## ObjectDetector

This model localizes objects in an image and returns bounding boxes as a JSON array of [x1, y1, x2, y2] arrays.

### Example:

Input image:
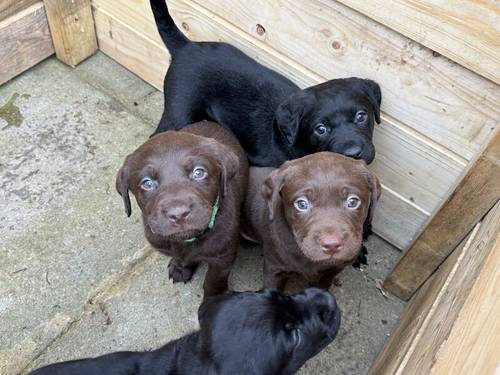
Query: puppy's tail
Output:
[[150, 0, 189, 55]]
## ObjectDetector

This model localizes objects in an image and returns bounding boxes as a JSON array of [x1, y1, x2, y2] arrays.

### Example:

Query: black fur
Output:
[[30, 288, 341, 375], [150, 0, 381, 167]]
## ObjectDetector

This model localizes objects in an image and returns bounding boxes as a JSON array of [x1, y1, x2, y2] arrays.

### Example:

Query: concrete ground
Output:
[[0, 53, 405, 375]]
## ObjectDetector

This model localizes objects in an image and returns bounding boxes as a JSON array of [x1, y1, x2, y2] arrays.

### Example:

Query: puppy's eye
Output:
[[140, 177, 157, 191], [191, 166, 207, 181], [314, 123, 329, 136], [354, 110, 367, 123], [346, 195, 361, 209], [294, 197, 311, 212]]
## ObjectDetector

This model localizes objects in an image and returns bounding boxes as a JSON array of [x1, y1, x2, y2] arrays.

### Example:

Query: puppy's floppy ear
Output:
[[203, 139, 240, 197], [361, 79, 382, 124], [363, 169, 381, 237], [115, 161, 132, 217], [275, 91, 315, 145], [262, 165, 289, 221]]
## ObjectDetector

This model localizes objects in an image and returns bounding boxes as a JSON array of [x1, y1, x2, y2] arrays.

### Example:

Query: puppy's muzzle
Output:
[[329, 140, 375, 164], [164, 204, 191, 226], [147, 194, 211, 237], [305, 289, 341, 336], [343, 145, 362, 159]]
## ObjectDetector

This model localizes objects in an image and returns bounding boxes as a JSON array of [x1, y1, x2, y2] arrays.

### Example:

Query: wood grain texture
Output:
[[432, 232, 500, 375], [369, 228, 478, 375], [372, 188, 428, 250], [92, 6, 169, 91], [337, 0, 500, 86], [91, 0, 495, 250], [0, 0, 38, 21], [187, 0, 500, 161], [0, 2, 54, 86], [370, 201, 500, 374], [385, 130, 500, 300], [43, 0, 97, 67]]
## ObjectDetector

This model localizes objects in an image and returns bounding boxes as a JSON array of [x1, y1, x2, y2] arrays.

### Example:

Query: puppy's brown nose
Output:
[[320, 235, 343, 253], [166, 206, 191, 225]]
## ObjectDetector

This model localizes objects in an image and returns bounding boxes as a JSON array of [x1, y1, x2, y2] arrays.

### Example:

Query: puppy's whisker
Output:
[[293, 329, 302, 348], [148, 223, 156, 235]]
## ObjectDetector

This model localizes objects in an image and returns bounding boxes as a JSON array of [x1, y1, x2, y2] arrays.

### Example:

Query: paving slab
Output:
[[0, 56, 155, 374], [73, 52, 165, 127], [1, 54, 404, 375]]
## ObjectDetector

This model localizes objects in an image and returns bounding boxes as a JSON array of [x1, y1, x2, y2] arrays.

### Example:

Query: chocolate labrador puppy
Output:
[[243, 152, 381, 291], [116, 121, 248, 298], [149, 0, 381, 167], [30, 288, 341, 375]]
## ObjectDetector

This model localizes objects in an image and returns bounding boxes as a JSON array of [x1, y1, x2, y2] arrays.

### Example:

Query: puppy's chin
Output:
[[296, 235, 362, 266], [145, 220, 209, 242], [162, 229, 205, 242], [360, 146, 375, 164]]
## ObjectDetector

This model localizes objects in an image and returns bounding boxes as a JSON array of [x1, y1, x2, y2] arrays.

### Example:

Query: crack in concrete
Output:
[[19, 244, 154, 374]]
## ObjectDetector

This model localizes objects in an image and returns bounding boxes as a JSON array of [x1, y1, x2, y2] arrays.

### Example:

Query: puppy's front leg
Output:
[[203, 263, 232, 299], [311, 269, 340, 290], [263, 259, 287, 291], [168, 258, 199, 283]]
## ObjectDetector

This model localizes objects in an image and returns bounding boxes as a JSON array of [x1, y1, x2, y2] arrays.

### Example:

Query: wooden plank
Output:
[[172, 0, 500, 160], [0, 2, 54, 86], [92, 6, 169, 91], [0, 0, 38, 21], [369, 228, 478, 375], [370, 201, 500, 374], [431, 233, 500, 375], [371, 117, 463, 214], [337, 0, 500, 86], [43, 0, 97, 67], [384, 131, 500, 300], [372, 188, 428, 250]]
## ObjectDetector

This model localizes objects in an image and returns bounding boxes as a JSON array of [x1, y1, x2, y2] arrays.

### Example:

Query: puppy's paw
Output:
[[168, 259, 197, 283]]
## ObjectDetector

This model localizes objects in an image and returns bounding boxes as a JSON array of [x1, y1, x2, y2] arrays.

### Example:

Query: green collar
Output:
[[184, 195, 220, 243]]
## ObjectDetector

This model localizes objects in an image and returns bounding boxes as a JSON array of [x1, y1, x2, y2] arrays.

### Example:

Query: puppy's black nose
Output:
[[166, 206, 191, 224], [343, 145, 362, 159]]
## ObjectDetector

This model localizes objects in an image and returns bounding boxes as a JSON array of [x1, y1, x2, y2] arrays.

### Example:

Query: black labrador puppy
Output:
[[30, 288, 341, 375], [150, 0, 381, 167]]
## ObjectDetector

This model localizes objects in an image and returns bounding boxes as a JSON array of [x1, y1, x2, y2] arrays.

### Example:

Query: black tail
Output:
[[150, 0, 189, 55]]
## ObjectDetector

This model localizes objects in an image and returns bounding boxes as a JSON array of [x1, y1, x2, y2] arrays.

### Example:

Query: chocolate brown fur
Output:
[[243, 152, 381, 291], [116, 121, 248, 299]]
